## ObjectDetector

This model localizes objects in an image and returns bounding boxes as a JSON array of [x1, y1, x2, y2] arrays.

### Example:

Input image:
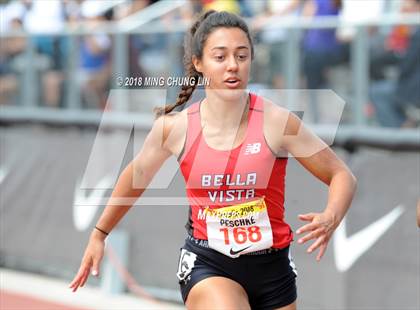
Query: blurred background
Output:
[[0, 0, 419, 309]]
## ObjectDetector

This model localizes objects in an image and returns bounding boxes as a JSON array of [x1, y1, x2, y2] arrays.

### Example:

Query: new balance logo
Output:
[[245, 143, 261, 155]]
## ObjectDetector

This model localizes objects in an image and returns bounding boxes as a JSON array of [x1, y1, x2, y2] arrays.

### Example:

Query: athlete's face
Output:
[[193, 27, 252, 97]]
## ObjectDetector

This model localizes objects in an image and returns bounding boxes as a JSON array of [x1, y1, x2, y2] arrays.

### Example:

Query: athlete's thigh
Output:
[[273, 300, 297, 310], [186, 276, 251, 310]]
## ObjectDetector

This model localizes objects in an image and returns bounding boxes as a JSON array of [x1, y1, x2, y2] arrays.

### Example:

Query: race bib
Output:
[[206, 197, 273, 258]]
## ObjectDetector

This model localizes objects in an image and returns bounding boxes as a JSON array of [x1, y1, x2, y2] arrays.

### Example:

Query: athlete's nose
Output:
[[226, 55, 239, 72]]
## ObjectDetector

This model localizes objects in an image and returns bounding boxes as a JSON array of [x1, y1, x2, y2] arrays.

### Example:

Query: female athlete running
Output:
[[69, 11, 357, 310]]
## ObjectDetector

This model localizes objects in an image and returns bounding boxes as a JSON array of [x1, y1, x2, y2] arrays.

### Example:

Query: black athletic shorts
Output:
[[176, 235, 298, 309]]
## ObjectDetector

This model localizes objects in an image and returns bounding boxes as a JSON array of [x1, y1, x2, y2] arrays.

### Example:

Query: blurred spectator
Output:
[[22, 0, 67, 108], [252, 0, 301, 88], [78, 0, 113, 110], [369, 24, 410, 81], [125, 0, 195, 87], [201, 0, 240, 13], [237, 0, 256, 17], [63, 0, 84, 23], [369, 0, 420, 127], [0, 1, 26, 105], [113, 0, 154, 19], [337, 0, 386, 42], [354, 0, 410, 81], [178, 0, 204, 20], [301, 0, 349, 122], [302, 0, 348, 89], [0, 0, 26, 33]]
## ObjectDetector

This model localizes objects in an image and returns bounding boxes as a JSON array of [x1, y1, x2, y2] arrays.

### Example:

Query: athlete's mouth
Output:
[[224, 77, 241, 88], [224, 77, 240, 83]]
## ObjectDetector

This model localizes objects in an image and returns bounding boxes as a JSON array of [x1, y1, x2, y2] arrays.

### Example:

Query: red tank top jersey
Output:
[[178, 92, 293, 249]]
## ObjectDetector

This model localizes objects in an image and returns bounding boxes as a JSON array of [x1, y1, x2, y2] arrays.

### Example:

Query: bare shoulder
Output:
[[262, 98, 298, 154], [153, 109, 188, 157], [262, 97, 327, 158], [263, 98, 301, 129]]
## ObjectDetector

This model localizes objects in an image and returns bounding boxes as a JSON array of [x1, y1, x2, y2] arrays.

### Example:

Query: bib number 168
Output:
[[220, 226, 262, 245]]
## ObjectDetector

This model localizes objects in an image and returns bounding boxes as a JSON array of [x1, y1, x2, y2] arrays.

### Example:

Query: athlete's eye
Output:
[[214, 55, 225, 61], [237, 54, 248, 61]]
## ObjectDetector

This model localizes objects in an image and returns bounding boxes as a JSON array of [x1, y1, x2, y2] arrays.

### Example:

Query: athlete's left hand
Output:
[[296, 210, 337, 261]]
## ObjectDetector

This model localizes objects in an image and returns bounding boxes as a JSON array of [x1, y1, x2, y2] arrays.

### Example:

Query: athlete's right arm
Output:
[[68, 114, 178, 292], [417, 200, 420, 228]]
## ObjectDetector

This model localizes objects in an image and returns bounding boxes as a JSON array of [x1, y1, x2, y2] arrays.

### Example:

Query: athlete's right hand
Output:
[[68, 231, 105, 292]]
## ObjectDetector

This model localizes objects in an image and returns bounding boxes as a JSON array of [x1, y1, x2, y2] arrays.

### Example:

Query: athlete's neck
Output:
[[201, 91, 249, 131]]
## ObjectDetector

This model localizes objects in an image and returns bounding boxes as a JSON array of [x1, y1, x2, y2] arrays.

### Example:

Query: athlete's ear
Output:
[[192, 55, 202, 74]]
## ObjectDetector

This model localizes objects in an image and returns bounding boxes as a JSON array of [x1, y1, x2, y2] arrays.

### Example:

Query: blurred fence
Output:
[[0, 7, 419, 136]]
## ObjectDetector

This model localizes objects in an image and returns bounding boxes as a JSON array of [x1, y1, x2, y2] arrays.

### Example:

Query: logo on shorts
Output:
[[177, 249, 197, 284], [229, 245, 252, 256], [244, 143, 261, 155]]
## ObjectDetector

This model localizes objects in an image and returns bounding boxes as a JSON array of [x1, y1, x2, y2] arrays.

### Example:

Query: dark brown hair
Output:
[[154, 10, 254, 117]]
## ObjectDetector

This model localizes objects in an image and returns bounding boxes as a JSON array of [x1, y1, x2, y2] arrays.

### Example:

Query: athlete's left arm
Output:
[[268, 106, 357, 260]]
